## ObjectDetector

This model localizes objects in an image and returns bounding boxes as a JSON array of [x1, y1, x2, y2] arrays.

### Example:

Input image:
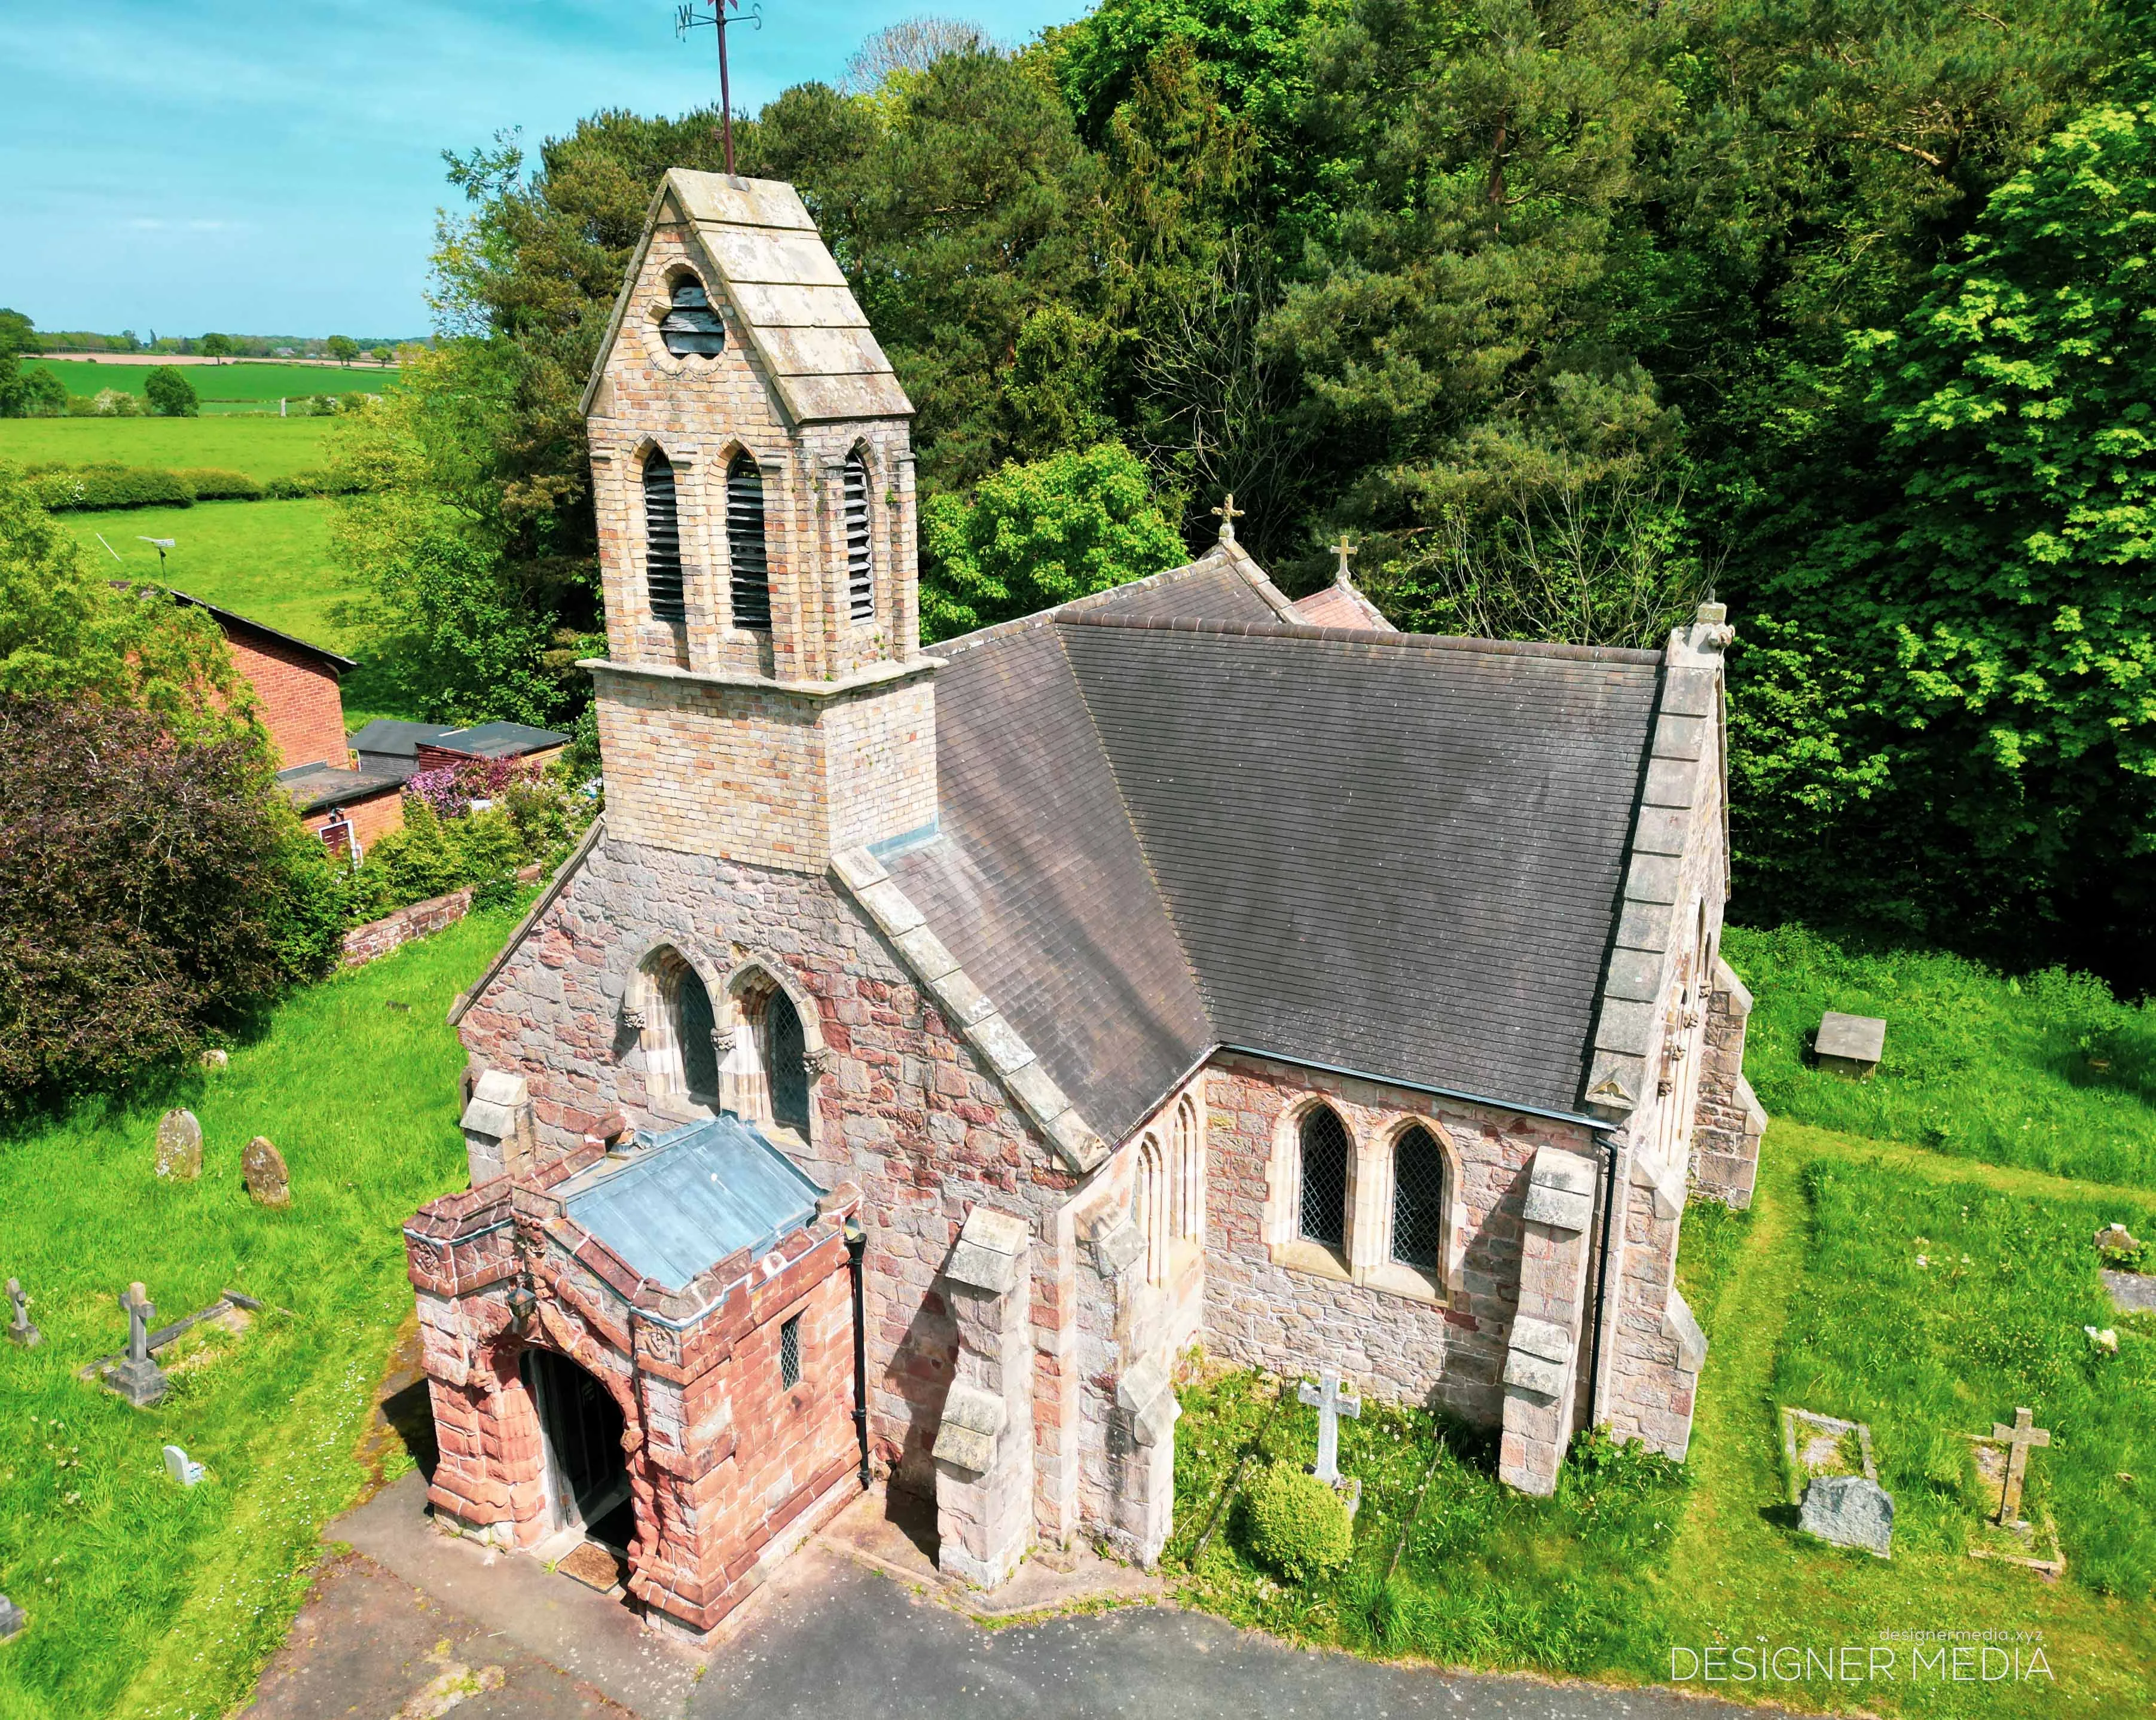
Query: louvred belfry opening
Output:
[[727, 452, 771, 630], [843, 451, 874, 624], [643, 450, 685, 622], [659, 276, 726, 358]]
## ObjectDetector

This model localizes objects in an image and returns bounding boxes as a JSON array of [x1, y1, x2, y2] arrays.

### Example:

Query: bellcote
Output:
[[582, 171, 923, 688]]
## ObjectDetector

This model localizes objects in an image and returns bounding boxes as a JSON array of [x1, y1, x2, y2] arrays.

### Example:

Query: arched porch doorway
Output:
[[521, 1347, 634, 1551]]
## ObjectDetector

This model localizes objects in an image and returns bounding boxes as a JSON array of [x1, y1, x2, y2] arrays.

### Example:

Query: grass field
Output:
[[0, 908, 512, 1720], [68, 498, 357, 652], [26, 359, 394, 412], [1724, 924, 2156, 1188], [0, 417, 335, 483]]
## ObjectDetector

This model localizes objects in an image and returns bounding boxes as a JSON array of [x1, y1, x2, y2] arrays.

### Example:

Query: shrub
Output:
[[0, 699, 337, 1110], [70, 387, 142, 417], [1242, 1462, 1354, 1585], [265, 466, 367, 499], [349, 799, 526, 919], [143, 365, 200, 417], [26, 463, 196, 511], [174, 466, 264, 501], [0, 365, 66, 418]]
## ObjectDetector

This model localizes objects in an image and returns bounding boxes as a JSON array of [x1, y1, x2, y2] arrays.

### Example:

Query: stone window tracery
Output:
[[658, 274, 726, 358], [1135, 1134, 1169, 1285], [722, 969, 813, 1139], [1169, 1093, 1202, 1244]]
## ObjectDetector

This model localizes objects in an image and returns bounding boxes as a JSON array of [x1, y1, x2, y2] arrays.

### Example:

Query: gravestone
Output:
[[5, 1278, 38, 1348], [1815, 1012, 1886, 1078], [242, 1137, 291, 1208], [2094, 1223, 2140, 1255], [1299, 1370, 1361, 1487], [2103, 1270, 2156, 1316], [0, 1592, 22, 1639], [200, 1048, 229, 1071], [1991, 1407, 2050, 1527], [163, 1444, 205, 1486], [109, 1282, 169, 1407], [154, 1109, 203, 1181], [1799, 1475, 1894, 1557]]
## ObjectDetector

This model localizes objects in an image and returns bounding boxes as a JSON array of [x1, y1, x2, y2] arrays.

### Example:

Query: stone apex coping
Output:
[[460, 1069, 530, 1141], [1085, 1214, 1147, 1280], [579, 653, 943, 701], [1712, 956, 1755, 1019], [1630, 1141, 1687, 1221], [1116, 1354, 1182, 1446], [1508, 1314, 1574, 1366], [827, 846, 1110, 1174], [945, 1204, 1031, 1296], [448, 815, 609, 1028]]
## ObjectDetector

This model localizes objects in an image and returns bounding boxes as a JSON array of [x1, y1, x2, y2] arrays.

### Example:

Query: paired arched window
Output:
[[642, 449, 685, 622], [644, 948, 717, 1106], [842, 450, 874, 624], [726, 451, 771, 630], [1297, 1105, 1350, 1251], [659, 275, 726, 358], [1390, 1125, 1447, 1269], [1136, 1134, 1169, 1285], [1169, 1094, 1202, 1244], [722, 970, 813, 1138], [765, 986, 810, 1137]]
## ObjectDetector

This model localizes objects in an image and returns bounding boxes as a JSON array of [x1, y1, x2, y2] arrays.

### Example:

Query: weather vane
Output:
[[676, 0, 762, 176]]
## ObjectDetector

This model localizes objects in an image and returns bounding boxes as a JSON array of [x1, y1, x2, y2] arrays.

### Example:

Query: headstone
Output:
[[2094, 1223, 2142, 1255], [163, 1444, 205, 1486], [2103, 1269, 2156, 1316], [1815, 1012, 1886, 1077], [1299, 1370, 1361, 1486], [0, 1592, 23, 1639], [154, 1109, 203, 1180], [1991, 1407, 2051, 1527], [1799, 1475, 1894, 1557], [241, 1137, 290, 1208], [109, 1282, 169, 1407], [5, 1278, 38, 1348], [200, 1048, 229, 1071]]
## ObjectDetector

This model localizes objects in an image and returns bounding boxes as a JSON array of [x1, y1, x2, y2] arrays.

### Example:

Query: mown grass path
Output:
[[1660, 1129, 2156, 1718]]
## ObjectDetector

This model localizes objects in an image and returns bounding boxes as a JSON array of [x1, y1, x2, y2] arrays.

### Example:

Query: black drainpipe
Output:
[[1581, 1131, 1621, 1433], [844, 1217, 871, 1490]]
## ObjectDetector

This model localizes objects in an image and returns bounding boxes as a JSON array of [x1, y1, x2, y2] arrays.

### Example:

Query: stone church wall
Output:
[[1199, 1052, 1591, 1422], [454, 833, 1091, 1543]]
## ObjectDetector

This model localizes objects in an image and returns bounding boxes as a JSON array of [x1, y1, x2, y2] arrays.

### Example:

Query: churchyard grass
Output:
[[1724, 923, 2156, 1188], [0, 907, 513, 1720], [0, 417, 335, 482], [24, 358, 394, 410]]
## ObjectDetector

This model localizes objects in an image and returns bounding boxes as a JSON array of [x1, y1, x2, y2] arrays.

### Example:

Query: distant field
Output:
[[0, 416, 335, 482], [69, 497, 361, 653], [26, 358, 395, 410]]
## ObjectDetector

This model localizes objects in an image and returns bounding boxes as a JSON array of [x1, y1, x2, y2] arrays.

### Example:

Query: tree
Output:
[[199, 332, 233, 361], [143, 365, 199, 417], [920, 441, 1186, 637], [0, 309, 63, 418], [371, 345, 393, 366], [327, 335, 361, 365]]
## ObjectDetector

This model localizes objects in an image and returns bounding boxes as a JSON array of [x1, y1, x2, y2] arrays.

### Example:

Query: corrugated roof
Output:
[[555, 1116, 825, 1293]]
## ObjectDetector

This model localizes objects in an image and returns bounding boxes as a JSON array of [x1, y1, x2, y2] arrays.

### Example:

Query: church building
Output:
[[403, 170, 1767, 1643]]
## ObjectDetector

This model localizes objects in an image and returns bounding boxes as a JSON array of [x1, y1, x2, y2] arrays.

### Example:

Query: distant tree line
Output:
[[337, 0, 2156, 987]]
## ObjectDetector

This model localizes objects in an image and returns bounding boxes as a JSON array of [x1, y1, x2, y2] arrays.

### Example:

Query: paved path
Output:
[[247, 1475, 1752, 1720]]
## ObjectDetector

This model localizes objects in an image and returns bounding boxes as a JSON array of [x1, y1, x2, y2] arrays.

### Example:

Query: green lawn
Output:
[[0, 417, 335, 482], [26, 359, 395, 409], [0, 908, 510, 1720], [68, 498, 357, 653], [1724, 924, 2156, 1188]]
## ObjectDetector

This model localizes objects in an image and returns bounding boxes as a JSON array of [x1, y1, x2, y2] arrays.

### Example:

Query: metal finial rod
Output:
[[676, 0, 763, 176]]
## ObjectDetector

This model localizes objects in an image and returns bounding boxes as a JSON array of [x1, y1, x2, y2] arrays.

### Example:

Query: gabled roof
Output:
[[121, 584, 356, 673], [881, 548, 1667, 1135], [1290, 576, 1395, 632], [581, 170, 911, 427]]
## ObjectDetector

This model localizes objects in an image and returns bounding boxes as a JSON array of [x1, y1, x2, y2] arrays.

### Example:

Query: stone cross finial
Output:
[[1331, 533, 1358, 584], [1991, 1406, 2051, 1526], [1299, 1370, 1361, 1485], [1211, 493, 1244, 544]]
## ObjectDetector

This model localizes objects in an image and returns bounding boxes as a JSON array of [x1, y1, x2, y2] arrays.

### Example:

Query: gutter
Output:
[[1211, 1044, 1608, 1135]]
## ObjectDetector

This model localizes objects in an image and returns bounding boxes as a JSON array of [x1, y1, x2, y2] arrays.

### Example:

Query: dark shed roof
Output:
[[275, 760, 405, 814], [886, 558, 1664, 1132], [435, 720, 569, 758], [349, 719, 453, 759]]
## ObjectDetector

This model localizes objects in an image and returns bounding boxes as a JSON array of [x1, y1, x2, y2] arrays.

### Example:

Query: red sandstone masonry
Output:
[[342, 887, 474, 967]]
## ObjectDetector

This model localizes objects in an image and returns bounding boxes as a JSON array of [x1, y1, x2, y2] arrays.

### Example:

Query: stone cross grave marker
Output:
[[1299, 1370, 1361, 1486], [5, 1278, 38, 1348], [111, 1282, 169, 1407], [1992, 1407, 2050, 1527]]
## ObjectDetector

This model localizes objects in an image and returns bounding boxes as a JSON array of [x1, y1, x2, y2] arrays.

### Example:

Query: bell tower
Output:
[[579, 172, 938, 871]]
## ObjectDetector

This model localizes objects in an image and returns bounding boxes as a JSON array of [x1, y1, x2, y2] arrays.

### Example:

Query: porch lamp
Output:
[[506, 1285, 537, 1332]]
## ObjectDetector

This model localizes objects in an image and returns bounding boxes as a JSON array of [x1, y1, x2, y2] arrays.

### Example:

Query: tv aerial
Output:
[[137, 537, 176, 573], [674, 0, 762, 176]]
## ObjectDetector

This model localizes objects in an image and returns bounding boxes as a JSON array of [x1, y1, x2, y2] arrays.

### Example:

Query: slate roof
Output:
[[885, 552, 1665, 1137], [582, 171, 911, 427], [1290, 578, 1395, 632], [554, 1115, 825, 1292]]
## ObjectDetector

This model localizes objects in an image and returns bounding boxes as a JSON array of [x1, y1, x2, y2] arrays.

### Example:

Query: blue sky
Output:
[[0, 1, 1085, 340]]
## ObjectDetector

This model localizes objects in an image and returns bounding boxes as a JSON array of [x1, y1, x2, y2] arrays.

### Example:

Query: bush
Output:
[[0, 699, 337, 1110], [27, 463, 196, 511], [174, 466, 264, 501], [69, 387, 142, 417], [0, 365, 66, 418], [143, 365, 200, 417], [1242, 1462, 1354, 1585], [265, 466, 368, 499], [349, 799, 524, 919]]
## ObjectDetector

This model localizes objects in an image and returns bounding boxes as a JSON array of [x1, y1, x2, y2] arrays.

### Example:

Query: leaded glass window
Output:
[[1391, 1125, 1446, 1269], [779, 1313, 801, 1388], [1297, 1106, 1349, 1249]]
